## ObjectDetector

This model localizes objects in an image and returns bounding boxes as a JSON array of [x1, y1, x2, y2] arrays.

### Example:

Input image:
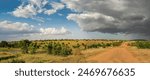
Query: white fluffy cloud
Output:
[[0, 20, 37, 35], [44, 9, 57, 15], [40, 27, 71, 35], [30, 0, 48, 8], [44, 2, 65, 15], [12, 0, 64, 18], [0, 20, 71, 36], [63, 0, 150, 38], [12, 0, 48, 18], [12, 4, 37, 18]]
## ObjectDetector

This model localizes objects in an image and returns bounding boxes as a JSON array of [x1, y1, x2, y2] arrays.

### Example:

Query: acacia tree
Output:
[[47, 43, 53, 54], [47, 42, 72, 56], [19, 40, 31, 54], [29, 43, 38, 54], [0, 41, 9, 47]]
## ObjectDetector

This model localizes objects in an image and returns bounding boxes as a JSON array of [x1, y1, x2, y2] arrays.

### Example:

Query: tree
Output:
[[47, 42, 72, 56], [29, 43, 37, 54], [19, 40, 31, 54], [47, 43, 53, 54], [0, 41, 8, 47]]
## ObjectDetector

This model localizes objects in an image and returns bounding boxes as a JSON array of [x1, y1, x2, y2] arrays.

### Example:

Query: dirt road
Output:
[[86, 42, 141, 63]]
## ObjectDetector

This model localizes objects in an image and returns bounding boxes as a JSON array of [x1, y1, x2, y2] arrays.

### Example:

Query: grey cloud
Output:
[[63, 0, 150, 38]]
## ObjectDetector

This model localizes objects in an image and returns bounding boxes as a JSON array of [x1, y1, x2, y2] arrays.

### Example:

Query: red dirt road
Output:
[[86, 42, 140, 63]]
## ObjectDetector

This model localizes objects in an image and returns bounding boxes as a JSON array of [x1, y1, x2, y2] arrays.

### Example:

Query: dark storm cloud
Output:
[[63, 0, 150, 38]]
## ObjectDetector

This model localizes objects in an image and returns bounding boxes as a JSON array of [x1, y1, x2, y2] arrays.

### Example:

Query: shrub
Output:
[[73, 43, 80, 48], [85, 41, 122, 49], [112, 41, 122, 47], [134, 41, 150, 49], [47, 42, 72, 56], [47, 43, 53, 54], [29, 43, 38, 54], [0, 41, 8, 47], [19, 40, 31, 54]]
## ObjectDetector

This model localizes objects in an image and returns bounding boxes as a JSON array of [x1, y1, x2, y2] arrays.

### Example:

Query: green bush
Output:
[[29, 43, 38, 54], [19, 40, 31, 54], [112, 41, 122, 47], [73, 43, 80, 48], [84, 41, 122, 49], [0, 41, 9, 47], [134, 41, 150, 49], [47, 42, 72, 56]]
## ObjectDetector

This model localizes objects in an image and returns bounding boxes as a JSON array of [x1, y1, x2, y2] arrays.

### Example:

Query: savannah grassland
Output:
[[0, 39, 150, 63]]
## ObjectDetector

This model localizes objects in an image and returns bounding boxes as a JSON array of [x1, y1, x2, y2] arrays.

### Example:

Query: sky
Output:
[[0, 0, 150, 41]]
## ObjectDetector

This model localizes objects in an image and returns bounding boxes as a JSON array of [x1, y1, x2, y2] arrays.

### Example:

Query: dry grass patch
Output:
[[0, 52, 16, 61]]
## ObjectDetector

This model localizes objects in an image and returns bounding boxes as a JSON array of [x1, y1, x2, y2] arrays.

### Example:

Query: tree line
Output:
[[0, 40, 72, 56], [132, 41, 150, 49], [73, 41, 123, 50]]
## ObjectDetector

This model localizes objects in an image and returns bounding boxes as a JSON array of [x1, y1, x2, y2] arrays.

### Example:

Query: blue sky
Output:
[[0, 0, 149, 41]]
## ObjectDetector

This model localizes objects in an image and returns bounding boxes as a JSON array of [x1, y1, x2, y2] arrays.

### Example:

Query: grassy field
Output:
[[0, 40, 150, 63]]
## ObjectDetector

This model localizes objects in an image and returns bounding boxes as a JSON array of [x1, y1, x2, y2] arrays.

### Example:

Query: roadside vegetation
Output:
[[0, 39, 126, 63], [131, 41, 150, 49]]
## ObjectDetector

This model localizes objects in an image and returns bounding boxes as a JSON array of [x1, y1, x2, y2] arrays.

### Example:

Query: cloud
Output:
[[12, 4, 37, 18], [40, 27, 71, 35], [63, 0, 150, 38], [30, 0, 48, 8], [44, 2, 65, 15], [44, 9, 57, 15], [12, 0, 64, 18], [0, 20, 38, 35], [12, 0, 48, 18], [51, 2, 65, 10], [0, 20, 71, 37]]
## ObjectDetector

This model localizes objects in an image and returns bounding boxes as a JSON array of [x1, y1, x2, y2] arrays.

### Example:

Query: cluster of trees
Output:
[[47, 42, 72, 56], [73, 41, 123, 49], [0, 41, 9, 47], [0, 40, 73, 56], [86, 41, 122, 49], [0, 40, 124, 55], [0, 41, 20, 48], [0, 40, 39, 54], [87, 43, 111, 49], [111, 41, 123, 47], [19, 40, 39, 54], [134, 41, 150, 49]]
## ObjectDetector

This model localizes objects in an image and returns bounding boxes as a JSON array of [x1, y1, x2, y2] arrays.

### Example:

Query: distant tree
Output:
[[47, 43, 53, 54], [29, 43, 37, 54], [9, 42, 20, 48], [0, 41, 8, 47], [47, 42, 72, 56], [19, 40, 31, 54]]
